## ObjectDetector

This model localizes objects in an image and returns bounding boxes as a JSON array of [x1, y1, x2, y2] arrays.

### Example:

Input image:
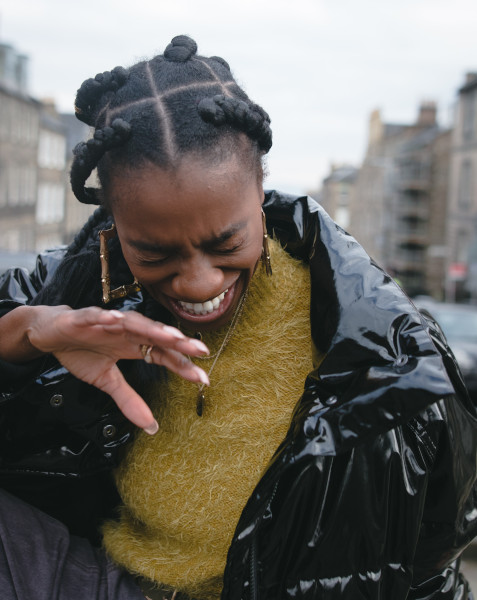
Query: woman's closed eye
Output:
[[137, 253, 171, 266], [209, 235, 246, 255], [214, 242, 243, 255]]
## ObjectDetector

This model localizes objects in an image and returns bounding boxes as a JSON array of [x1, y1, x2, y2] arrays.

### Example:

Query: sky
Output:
[[1, 0, 476, 194]]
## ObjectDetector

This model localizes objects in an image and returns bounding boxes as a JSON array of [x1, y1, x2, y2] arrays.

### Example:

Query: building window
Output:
[[0, 95, 9, 140], [335, 207, 350, 229], [5, 164, 36, 206], [399, 243, 426, 263], [458, 160, 474, 210], [400, 159, 424, 181], [456, 229, 469, 263], [7, 165, 20, 206], [462, 92, 476, 142], [398, 215, 426, 235], [35, 233, 63, 253], [38, 131, 66, 170], [36, 183, 65, 224], [0, 98, 39, 144], [0, 163, 5, 207], [1, 230, 21, 252]]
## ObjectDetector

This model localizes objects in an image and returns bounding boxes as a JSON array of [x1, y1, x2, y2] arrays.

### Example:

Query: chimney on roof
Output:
[[465, 72, 477, 84], [368, 108, 383, 147], [417, 101, 437, 127], [0, 42, 29, 93], [41, 98, 58, 116]]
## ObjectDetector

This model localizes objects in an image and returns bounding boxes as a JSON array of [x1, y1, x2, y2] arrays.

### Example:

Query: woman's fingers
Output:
[[101, 312, 210, 358], [58, 308, 210, 361], [88, 363, 159, 433], [145, 346, 210, 386]]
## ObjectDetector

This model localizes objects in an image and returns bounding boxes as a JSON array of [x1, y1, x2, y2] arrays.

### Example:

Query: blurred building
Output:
[[60, 113, 93, 245], [446, 73, 477, 302], [318, 164, 358, 230], [349, 102, 450, 298], [0, 43, 40, 251], [0, 40, 92, 259], [35, 100, 68, 251]]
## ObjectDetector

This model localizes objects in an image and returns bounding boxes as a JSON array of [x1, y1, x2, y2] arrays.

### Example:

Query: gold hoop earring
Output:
[[99, 224, 141, 304], [261, 209, 272, 277]]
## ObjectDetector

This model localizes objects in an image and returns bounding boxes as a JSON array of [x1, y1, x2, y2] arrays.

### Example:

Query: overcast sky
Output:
[[1, 0, 476, 194]]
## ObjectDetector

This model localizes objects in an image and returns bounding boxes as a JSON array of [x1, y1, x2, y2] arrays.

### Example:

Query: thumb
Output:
[[92, 364, 158, 434]]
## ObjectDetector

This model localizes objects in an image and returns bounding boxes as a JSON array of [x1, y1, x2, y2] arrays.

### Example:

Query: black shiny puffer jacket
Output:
[[1, 192, 477, 599]]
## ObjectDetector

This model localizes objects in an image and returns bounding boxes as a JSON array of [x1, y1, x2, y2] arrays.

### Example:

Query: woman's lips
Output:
[[166, 282, 237, 323]]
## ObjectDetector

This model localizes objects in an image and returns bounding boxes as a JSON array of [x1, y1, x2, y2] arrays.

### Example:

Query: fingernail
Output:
[[189, 339, 209, 354], [109, 310, 124, 319], [144, 420, 159, 435], [193, 366, 210, 386], [162, 325, 186, 339]]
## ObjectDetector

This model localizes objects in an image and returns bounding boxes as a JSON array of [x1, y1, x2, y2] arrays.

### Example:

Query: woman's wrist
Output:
[[0, 305, 62, 363]]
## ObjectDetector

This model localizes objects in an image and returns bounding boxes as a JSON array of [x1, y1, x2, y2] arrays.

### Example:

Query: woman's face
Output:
[[109, 155, 264, 331]]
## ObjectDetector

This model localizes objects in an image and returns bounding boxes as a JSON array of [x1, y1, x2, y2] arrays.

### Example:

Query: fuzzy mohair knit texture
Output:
[[102, 238, 315, 599]]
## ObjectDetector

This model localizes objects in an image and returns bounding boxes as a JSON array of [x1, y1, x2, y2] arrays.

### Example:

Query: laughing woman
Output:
[[1, 35, 477, 600]]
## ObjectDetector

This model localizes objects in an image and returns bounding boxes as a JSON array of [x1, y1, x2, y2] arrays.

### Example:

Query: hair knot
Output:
[[210, 56, 230, 71], [164, 35, 198, 62], [196, 97, 225, 124], [71, 119, 131, 204], [197, 94, 272, 152], [110, 118, 132, 139], [75, 66, 128, 125]]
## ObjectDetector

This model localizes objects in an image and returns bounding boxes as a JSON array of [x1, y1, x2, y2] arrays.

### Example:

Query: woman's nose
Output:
[[171, 257, 225, 302]]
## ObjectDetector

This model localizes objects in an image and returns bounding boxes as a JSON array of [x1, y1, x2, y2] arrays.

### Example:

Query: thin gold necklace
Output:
[[192, 290, 248, 417]]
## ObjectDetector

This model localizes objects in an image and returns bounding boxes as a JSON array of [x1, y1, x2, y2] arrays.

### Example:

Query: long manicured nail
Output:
[[189, 339, 209, 354], [144, 420, 159, 435], [162, 325, 186, 339], [193, 366, 210, 386]]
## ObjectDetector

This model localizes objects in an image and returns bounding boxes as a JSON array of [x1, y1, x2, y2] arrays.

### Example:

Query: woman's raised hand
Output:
[[24, 305, 209, 433]]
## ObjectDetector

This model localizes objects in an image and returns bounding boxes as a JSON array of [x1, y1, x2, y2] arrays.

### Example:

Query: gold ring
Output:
[[140, 344, 153, 364]]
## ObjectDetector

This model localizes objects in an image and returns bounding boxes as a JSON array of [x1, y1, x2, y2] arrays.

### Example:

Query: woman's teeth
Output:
[[178, 290, 228, 315]]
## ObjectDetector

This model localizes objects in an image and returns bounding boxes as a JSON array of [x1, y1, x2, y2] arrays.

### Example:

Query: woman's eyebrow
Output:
[[129, 239, 172, 254], [129, 222, 247, 253], [202, 222, 246, 249]]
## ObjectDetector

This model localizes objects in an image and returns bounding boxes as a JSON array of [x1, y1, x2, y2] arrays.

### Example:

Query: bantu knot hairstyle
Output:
[[70, 34, 273, 205], [164, 35, 198, 62], [71, 119, 131, 205], [74, 67, 128, 126], [198, 95, 272, 153]]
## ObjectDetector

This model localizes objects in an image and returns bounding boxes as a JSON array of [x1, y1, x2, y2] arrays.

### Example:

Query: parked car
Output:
[[414, 299, 477, 401]]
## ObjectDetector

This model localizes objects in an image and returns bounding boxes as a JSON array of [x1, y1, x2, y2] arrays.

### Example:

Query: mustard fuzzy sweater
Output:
[[102, 239, 315, 599]]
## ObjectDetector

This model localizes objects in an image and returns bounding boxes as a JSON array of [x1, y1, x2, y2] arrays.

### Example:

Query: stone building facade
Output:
[[318, 164, 358, 231], [349, 103, 450, 298], [446, 73, 477, 301], [0, 40, 92, 260], [60, 113, 93, 245], [0, 42, 40, 252]]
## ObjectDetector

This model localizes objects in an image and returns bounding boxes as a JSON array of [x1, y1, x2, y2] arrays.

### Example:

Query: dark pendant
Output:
[[196, 391, 205, 417]]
